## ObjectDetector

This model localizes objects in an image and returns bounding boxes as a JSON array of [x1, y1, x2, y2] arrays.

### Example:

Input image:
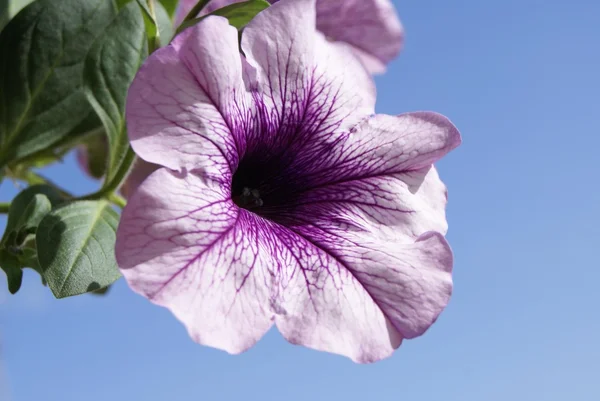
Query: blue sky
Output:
[[1, 0, 599, 400]]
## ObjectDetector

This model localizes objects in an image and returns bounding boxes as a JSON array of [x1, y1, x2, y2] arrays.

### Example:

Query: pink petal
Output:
[[316, 0, 403, 74], [282, 165, 451, 241], [241, 0, 375, 144], [284, 169, 455, 333], [272, 228, 451, 363], [116, 168, 274, 353], [125, 16, 249, 175], [174, 0, 197, 25], [262, 113, 459, 361], [175, 0, 403, 74], [119, 159, 159, 199], [265, 112, 460, 240], [299, 112, 461, 184]]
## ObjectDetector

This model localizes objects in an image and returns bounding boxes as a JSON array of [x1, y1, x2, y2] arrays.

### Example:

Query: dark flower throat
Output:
[[231, 154, 300, 215]]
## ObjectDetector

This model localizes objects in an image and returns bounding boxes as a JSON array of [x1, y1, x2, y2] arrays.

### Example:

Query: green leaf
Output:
[[13, 194, 51, 243], [20, 245, 41, 272], [210, 0, 269, 29], [0, 185, 64, 293], [177, 0, 269, 33], [0, 249, 22, 294], [1, 185, 63, 246], [137, 0, 173, 49], [115, 0, 131, 9], [37, 200, 122, 298], [7, 0, 34, 17], [83, 1, 147, 183], [0, 0, 8, 31], [154, 0, 174, 44], [31, 113, 104, 170], [90, 284, 112, 296], [158, 0, 178, 18], [0, 0, 116, 168]]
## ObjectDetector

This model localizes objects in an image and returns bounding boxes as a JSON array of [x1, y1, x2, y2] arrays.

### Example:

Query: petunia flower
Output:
[[117, 0, 460, 363], [175, 0, 404, 74], [117, 0, 404, 198]]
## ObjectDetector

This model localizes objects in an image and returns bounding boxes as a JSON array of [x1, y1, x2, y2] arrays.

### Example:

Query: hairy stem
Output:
[[20, 171, 73, 199], [108, 193, 126, 209], [146, 0, 160, 52], [13, 167, 127, 209], [80, 146, 135, 208]]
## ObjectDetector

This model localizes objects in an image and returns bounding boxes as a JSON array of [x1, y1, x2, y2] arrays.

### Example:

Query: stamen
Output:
[[236, 187, 263, 209]]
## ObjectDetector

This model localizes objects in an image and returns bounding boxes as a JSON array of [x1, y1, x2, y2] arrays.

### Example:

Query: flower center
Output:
[[231, 156, 272, 211], [231, 155, 295, 214], [232, 187, 264, 209]]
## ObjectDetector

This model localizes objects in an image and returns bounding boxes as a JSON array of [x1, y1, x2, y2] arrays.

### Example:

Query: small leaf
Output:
[[0, 249, 23, 294], [14, 194, 51, 242], [7, 0, 34, 17], [154, 1, 174, 44], [0, 0, 8, 31], [90, 284, 111, 296], [1, 185, 63, 245], [136, 0, 173, 48], [210, 0, 269, 29], [37, 200, 122, 298], [20, 246, 40, 271], [0, 186, 64, 292], [177, 0, 269, 33], [158, 0, 178, 18], [115, 0, 131, 9], [83, 1, 147, 183], [0, 0, 116, 168]]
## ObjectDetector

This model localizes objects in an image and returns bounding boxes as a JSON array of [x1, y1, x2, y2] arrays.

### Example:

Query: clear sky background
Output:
[[1, 0, 599, 400]]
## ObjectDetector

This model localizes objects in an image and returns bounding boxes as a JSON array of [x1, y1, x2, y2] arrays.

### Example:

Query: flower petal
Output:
[[119, 159, 159, 199], [116, 168, 275, 353], [270, 223, 451, 363], [241, 0, 375, 155], [175, 0, 403, 74], [265, 112, 460, 239], [125, 16, 249, 175], [296, 112, 461, 186], [277, 166, 451, 241], [316, 0, 403, 74]]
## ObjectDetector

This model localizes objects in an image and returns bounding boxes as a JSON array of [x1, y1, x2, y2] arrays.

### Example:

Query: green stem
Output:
[[146, 0, 160, 52], [108, 193, 126, 209], [20, 170, 73, 199], [18, 168, 127, 209], [0, 202, 10, 213], [182, 0, 211, 24], [8, 161, 128, 209], [147, 0, 157, 18], [80, 146, 135, 207]]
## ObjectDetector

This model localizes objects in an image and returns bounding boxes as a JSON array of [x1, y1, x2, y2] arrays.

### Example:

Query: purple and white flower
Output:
[[117, 0, 460, 363], [176, 0, 404, 74]]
